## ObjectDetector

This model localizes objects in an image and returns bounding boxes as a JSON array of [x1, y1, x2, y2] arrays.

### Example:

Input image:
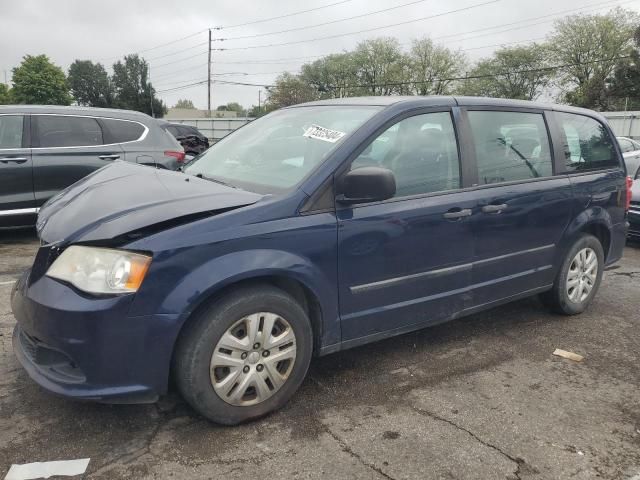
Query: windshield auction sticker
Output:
[[303, 124, 346, 143]]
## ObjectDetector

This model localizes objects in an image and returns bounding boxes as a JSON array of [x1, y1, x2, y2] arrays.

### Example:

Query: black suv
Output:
[[158, 121, 210, 157], [0, 105, 185, 227]]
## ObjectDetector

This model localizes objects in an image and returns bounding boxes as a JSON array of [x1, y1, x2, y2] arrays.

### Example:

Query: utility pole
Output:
[[207, 29, 212, 117], [258, 90, 261, 114], [149, 63, 155, 118]]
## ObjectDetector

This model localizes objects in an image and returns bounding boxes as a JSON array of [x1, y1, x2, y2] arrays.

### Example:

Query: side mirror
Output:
[[337, 166, 396, 205]]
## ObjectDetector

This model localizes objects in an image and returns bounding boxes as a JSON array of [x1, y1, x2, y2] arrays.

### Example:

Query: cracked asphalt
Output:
[[1, 228, 639, 479]]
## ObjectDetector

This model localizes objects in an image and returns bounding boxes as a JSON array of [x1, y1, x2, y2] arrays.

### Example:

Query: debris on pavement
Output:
[[4, 458, 90, 480], [552, 349, 584, 362]]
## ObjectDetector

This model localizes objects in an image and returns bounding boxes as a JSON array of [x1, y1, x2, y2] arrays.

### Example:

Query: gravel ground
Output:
[[1, 228, 639, 479]]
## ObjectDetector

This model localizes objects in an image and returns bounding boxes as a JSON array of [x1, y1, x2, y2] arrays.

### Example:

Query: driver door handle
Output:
[[0, 157, 27, 164], [482, 204, 508, 214], [443, 208, 472, 219], [98, 154, 120, 160]]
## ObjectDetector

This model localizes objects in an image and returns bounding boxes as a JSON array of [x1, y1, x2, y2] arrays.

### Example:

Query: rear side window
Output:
[[468, 110, 553, 184], [0, 115, 23, 149], [178, 126, 195, 137], [166, 125, 180, 137], [36, 115, 102, 147], [100, 118, 145, 144], [556, 113, 618, 171], [618, 138, 634, 153]]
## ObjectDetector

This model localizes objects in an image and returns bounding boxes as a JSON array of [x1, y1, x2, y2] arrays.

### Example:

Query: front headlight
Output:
[[47, 246, 151, 294]]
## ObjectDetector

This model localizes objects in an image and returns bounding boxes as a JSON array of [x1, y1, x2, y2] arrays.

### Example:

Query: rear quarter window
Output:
[[556, 112, 619, 171], [100, 118, 146, 144]]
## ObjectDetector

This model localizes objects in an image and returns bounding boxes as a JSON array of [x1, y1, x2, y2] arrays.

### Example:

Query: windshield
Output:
[[184, 106, 381, 193]]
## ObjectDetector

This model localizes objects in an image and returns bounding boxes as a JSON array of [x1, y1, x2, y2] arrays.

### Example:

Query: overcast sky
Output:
[[1, 0, 638, 111]]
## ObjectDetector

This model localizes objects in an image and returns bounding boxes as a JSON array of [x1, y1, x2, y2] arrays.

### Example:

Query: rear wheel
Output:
[[540, 234, 604, 315], [174, 285, 313, 425]]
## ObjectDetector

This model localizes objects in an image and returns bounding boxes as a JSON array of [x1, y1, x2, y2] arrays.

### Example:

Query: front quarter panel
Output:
[[127, 212, 340, 348]]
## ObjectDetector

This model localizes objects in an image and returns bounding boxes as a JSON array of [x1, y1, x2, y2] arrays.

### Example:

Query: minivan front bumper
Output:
[[11, 269, 182, 403]]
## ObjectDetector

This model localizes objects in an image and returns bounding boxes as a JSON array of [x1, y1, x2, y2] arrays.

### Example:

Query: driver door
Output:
[[336, 110, 476, 343]]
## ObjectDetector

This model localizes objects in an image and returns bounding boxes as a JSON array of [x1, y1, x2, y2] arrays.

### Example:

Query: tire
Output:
[[539, 234, 604, 315], [173, 284, 313, 425]]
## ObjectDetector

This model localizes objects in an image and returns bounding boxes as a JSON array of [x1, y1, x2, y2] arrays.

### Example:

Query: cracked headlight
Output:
[[47, 246, 151, 294]]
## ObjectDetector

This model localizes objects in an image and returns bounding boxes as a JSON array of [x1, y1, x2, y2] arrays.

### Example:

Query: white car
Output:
[[617, 136, 640, 178]]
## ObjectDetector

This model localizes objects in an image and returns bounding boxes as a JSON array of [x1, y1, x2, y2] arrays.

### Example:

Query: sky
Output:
[[1, 0, 639, 111]]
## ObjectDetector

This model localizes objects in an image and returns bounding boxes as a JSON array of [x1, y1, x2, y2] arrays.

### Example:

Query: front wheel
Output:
[[174, 285, 313, 425], [540, 234, 604, 315]]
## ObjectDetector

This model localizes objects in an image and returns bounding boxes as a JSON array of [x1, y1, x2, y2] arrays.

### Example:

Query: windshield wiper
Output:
[[195, 173, 237, 189]]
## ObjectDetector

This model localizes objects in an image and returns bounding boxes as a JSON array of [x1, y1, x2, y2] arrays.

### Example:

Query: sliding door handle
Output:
[[443, 208, 472, 220], [481, 204, 508, 214], [0, 157, 27, 164], [98, 154, 120, 160]]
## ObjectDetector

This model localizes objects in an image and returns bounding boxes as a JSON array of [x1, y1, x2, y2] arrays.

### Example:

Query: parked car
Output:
[[158, 120, 210, 157], [617, 136, 640, 178], [0, 106, 185, 227], [629, 179, 640, 241], [12, 96, 632, 425]]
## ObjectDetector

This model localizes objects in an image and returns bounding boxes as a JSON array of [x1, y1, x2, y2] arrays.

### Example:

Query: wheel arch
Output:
[[561, 207, 613, 263], [164, 249, 337, 360]]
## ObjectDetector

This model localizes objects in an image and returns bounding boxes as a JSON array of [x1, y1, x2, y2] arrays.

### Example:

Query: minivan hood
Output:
[[37, 161, 263, 244]]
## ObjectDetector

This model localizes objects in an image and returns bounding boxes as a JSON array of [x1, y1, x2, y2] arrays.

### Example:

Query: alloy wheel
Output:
[[566, 247, 598, 303]]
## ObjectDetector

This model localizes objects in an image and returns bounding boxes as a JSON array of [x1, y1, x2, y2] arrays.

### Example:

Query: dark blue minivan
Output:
[[11, 96, 632, 424]]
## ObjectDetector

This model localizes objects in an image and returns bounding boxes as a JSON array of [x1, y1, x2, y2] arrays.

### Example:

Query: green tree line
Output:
[[0, 54, 166, 117], [263, 7, 640, 113]]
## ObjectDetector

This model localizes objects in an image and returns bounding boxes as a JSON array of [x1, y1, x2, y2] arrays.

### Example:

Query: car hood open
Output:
[[37, 161, 263, 244]]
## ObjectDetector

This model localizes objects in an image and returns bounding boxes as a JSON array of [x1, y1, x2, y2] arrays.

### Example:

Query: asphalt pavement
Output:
[[1, 228, 639, 479]]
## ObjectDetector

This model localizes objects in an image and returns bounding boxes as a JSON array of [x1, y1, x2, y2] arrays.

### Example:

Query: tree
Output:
[[607, 26, 640, 110], [0, 84, 11, 104], [68, 60, 113, 107], [458, 44, 551, 100], [352, 38, 407, 95], [265, 73, 318, 109], [548, 7, 639, 109], [247, 104, 267, 118], [174, 98, 196, 109], [216, 102, 247, 116], [112, 55, 166, 117], [407, 38, 467, 95], [11, 55, 72, 105], [301, 53, 359, 98]]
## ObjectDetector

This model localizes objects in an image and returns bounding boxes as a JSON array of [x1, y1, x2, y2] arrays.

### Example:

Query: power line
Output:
[[145, 41, 209, 61], [148, 0, 631, 71], [96, 0, 356, 61], [212, 0, 356, 30], [213, 0, 432, 42], [96, 30, 208, 62], [157, 54, 633, 94], [433, 0, 636, 44], [212, 0, 502, 51]]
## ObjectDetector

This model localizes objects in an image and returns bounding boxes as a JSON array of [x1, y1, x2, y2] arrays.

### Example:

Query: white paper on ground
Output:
[[4, 458, 90, 480]]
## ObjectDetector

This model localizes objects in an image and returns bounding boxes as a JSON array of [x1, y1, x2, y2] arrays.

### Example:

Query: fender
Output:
[[556, 205, 614, 266], [133, 248, 340, 349]]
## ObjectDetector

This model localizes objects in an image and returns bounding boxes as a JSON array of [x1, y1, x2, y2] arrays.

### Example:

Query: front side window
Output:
[[351, 112, 460, 197], [185, 106, 381, 193], [557, 112, 618, 171], [468, 110, 553, 184], [36, 115, 103, 148], [0, 115, 23, 149]]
